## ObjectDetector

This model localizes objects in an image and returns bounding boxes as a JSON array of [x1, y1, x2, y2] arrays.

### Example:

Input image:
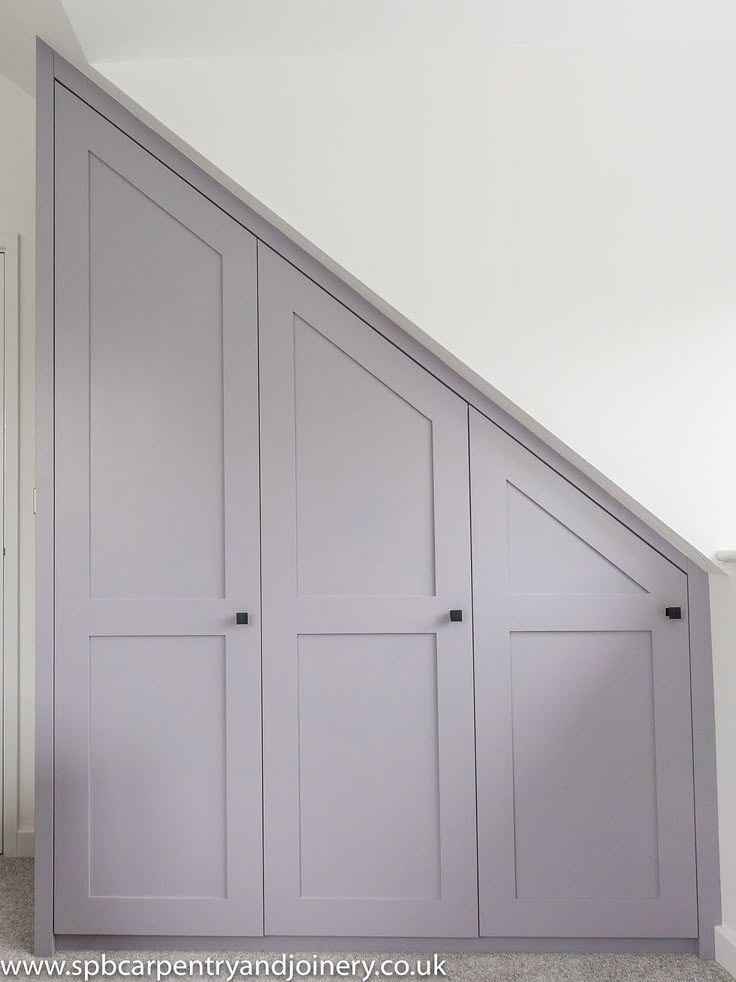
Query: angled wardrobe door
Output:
[[259, 245, 478, 938], [53, 85, 263, 936], [470, 409, 697, 939]]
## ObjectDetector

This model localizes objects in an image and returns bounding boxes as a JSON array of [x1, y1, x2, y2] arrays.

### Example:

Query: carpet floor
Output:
[[0, 858, 730, 981]]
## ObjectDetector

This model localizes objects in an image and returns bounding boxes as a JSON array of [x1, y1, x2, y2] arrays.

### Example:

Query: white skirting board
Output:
[[14, 829, 34, 857], [4, 827, 34, 858], [715, 925, 736, 977]]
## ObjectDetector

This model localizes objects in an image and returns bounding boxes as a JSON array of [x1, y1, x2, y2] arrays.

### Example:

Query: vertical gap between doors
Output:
[[256, 241, 266, 938], [467, 407, 481, 938]]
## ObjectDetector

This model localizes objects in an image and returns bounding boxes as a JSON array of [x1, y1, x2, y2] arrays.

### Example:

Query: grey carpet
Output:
[[0, 858, 731, 981]]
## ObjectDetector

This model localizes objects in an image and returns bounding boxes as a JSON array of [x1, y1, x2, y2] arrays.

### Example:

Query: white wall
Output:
[[0, 70, 35, 854], [714, 576, 736, 970], [96, 44, 736, 964], [99, 43, 736, 560]]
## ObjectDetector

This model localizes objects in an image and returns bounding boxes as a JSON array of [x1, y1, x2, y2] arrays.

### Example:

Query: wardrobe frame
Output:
[[35, 40, 721, 957]]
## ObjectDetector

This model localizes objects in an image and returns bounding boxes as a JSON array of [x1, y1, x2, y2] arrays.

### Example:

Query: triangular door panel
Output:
[[506, 483, 648, 595]]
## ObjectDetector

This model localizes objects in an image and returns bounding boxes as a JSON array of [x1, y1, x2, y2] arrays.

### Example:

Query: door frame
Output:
[[35, 40, 721, 958], [0, 233, 21, 858]]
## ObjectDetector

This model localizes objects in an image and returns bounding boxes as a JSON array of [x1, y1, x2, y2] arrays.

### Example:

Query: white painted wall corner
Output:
[[716, 924, 736, 977], [0, 232, 23, 858]]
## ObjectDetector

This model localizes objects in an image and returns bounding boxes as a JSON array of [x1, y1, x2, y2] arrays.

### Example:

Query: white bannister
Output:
[[716, 550, 736, 563]]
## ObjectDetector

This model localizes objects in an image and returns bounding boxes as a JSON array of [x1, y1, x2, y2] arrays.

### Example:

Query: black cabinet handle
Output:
[[449, 609, 463, 623], [665, 606, 682, 620], [235, 612, 249, 625]]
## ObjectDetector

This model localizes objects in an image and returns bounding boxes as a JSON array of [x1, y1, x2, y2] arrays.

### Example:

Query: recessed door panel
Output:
[[294, 317, 436, 597], [88, 155, 226, 599], [54, 85, 262, 936], [296, 634, 441, 901], [507, 486, 646, 595], [89, 637, 228, 900], [510, 631, 659, 902], [470, 409, 697, 938], [259, 245, 478, 937]]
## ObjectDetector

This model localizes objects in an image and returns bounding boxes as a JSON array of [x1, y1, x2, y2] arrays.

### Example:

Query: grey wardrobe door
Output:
[[53, 85, 263, 936], [259, 245, 478, 938], [470, 409, 697, 939]]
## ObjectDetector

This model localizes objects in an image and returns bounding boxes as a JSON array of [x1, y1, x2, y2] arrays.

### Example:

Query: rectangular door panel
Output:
[[296, 634, 441, 902], [259, 245, 478, 937], [53, 84, 263, 936], [470, 409, 697, 938], [510, 630, 659, 903], [88, 637, 228, 900]]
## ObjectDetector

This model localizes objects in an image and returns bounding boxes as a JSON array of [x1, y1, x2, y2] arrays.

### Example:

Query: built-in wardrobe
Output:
[[36, 44, 720, 957]]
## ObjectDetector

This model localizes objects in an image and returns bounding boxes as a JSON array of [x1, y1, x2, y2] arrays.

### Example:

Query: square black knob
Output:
[[665, 606, 682, 620], [235, 612, 249, 625], [449, 609, 463, 623]]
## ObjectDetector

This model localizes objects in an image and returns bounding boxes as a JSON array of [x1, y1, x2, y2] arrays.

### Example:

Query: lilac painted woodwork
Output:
[[470, 409, 697, 938], [43, 55, 710, 952], [53, 86, 263, 935], [258, 244, 478, 937], [35, 40, 56, 956]]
